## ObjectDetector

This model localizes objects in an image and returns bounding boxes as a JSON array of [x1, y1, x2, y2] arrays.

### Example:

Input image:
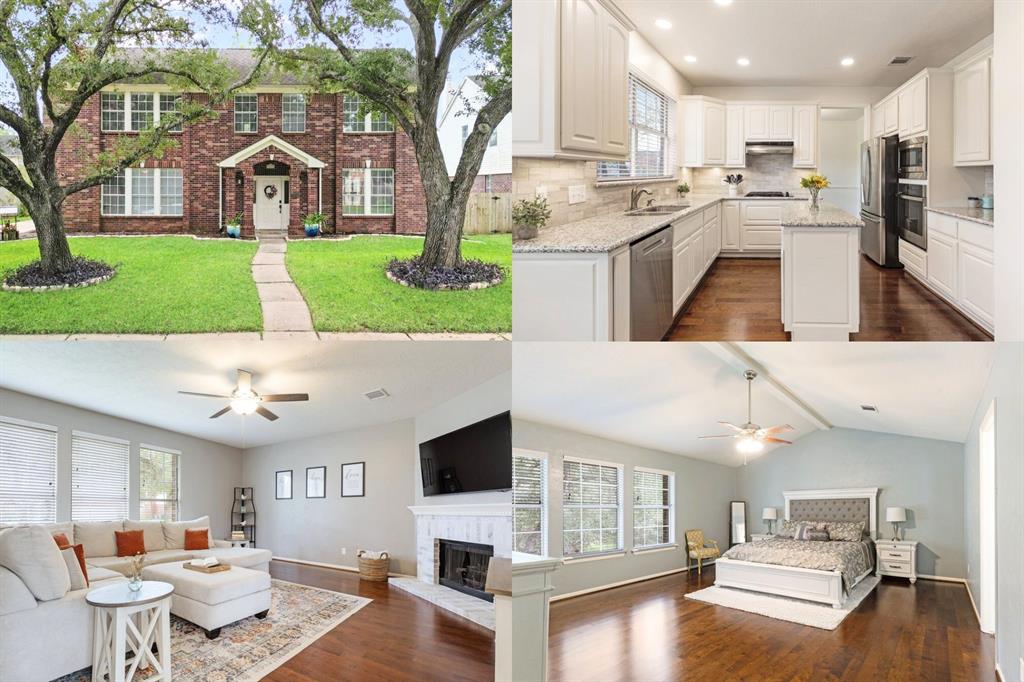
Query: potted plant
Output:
[[676, 183, 690, 199], [225, 213, 242, 238], [723, 174, 744, 197], [302, 212, 325, 238], [800, 174, 830, 209], [512, 196, 551, 241]]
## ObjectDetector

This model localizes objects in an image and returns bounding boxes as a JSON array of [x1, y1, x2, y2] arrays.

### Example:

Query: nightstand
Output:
[[875, 539, 918, 583], [750, 533, 774, 541]]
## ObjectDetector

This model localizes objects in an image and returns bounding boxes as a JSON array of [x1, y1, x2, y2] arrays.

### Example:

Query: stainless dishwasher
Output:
[[630, 225, 673, 341]]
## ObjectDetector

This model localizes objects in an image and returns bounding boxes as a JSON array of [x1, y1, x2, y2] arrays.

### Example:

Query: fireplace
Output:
[[436, 539, 494, 602]]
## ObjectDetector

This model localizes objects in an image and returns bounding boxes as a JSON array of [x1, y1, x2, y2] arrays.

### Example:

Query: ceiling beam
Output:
[[700, 342, 833, 431]]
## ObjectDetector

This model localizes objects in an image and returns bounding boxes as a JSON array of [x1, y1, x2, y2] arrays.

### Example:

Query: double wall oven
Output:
[[896, 136, 928, 250]]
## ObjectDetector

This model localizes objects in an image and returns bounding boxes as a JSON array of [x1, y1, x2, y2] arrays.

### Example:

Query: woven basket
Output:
[[357, 550, 390, 581]]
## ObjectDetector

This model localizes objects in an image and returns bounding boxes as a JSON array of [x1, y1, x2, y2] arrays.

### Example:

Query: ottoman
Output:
[[141, 562, 272, 639]]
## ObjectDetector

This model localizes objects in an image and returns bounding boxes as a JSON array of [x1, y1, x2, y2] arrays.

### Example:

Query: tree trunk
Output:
[[30, 198, 76, 276], [420, 193, 466, 269]]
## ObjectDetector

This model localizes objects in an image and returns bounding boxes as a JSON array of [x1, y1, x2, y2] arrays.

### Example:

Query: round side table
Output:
[[86, 580, 174, 682]]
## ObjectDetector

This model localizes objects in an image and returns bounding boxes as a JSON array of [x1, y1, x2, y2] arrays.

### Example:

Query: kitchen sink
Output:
[[626, 204, 690, 216]]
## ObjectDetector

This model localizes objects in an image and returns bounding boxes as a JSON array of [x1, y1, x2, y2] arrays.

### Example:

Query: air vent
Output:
[[860, 404, 878, 413], [888, 56, 914, 65], [364, 388, 390, 401]]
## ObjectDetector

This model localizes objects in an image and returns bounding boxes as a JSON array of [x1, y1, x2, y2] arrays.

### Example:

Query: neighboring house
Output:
[[56, 49, 427, 239], [438, 76, 511, 193]]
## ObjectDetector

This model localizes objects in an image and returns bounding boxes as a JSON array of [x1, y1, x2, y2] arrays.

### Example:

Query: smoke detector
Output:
[[888, 56, 914, 66], [364, 388, 390, 401]]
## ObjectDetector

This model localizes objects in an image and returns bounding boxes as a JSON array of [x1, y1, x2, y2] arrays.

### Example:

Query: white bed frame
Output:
[[714, 487, 879, 609]]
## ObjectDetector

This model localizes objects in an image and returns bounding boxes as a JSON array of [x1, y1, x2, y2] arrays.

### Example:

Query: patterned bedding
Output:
[[721, 538, 875, 592]]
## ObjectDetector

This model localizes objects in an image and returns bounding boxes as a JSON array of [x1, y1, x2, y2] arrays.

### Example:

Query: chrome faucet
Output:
[[629, 185, 652, 210]]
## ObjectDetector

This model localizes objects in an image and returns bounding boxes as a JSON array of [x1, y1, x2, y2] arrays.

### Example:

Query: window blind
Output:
[[0, 417, 57, 523], [562, 458, 622, 557], [71, 431, 128, 522], [139, 446, 179, 522], [633, 468, 673, 549], [597, 75, 676, 181], [513, 452, 546, 555]]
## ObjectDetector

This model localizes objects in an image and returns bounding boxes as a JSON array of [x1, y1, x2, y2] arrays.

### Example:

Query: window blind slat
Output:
[[633, 469, 673, 549], [140, 447, 179, 522], [563, 458, 622, 557], [513, 453, 546, 555], [597, 75, 675, 181], [0, 420, 57, 523], [71, 433, 128, 522]]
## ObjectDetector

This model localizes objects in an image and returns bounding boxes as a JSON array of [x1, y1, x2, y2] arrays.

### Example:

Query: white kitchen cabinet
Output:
[[704, 218, 721, 268], [954, 56, 992, 165], [769, 105, 794, 140], [884, 97, 899, 134], [725, 104, 746, 167], [682, 97, 726, 167], [897, 88, 912, 138], [872, 103, 885, 138], [740, 201, 783, 251], [690, 230, 705, 286], [898, 74, 928, 137], [792, 104, 818, 168], [958, 242, 994, 329], [722, 201, 740, 250], [744, 105, 770, 141], [898, 238, 927, 280], [927, 230, 958, 300], [672, 239, 690, 314], [611, 245, 631, 340]]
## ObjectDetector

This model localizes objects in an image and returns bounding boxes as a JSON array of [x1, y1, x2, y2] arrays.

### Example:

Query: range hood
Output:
[[745, 141, 794, 155]]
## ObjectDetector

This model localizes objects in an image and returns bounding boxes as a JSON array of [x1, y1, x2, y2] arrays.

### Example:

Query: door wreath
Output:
[[263, 184, 278, 199]]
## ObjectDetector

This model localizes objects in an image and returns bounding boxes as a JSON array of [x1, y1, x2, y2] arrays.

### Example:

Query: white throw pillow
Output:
[[0, 526, 71, 601], [124, 520, 166, 552], [61, 547, 88, 590], [74, 520, 124, 558], [163, 516, 212, 550]]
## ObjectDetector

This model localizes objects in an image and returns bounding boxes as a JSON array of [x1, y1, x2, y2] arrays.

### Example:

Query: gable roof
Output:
[[111, 48, 307, 87], [217, 135, 325, 169]]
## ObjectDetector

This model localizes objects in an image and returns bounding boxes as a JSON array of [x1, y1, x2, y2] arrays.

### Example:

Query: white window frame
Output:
[[632, 466, 675, 551], [71, 430, 129, 523], [343, 95, 395, 133], [513, 448, 548, 556], [100, 91, 182, 133], [341, 168, 395, 216], [562, 455, 624, 560], [101, 168, 183, 217], [282, 93, 306, 133], [234, 94, 258, 133], [139, 444, 181, 522], [597, 74, 676, 182], [0, 416, 58, 524], [101, 92, 125, 132]]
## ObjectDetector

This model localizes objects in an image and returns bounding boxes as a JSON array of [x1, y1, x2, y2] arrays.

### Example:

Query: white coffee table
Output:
[[86, 580, 173, 682]]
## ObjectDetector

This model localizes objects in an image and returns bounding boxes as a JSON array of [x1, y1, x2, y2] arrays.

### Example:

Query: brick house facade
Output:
[[57, 66, 427, 239]]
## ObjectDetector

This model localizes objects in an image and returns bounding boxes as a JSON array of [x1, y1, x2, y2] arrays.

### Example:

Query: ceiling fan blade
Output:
[[718, 421, 744, 432], [261, 393, 309, 403], [762, 437, 792, 445], [209, 406, 232, 419], [256, 406, 279, 421], [764, 424, 794, 435], [180, 391, 231, 399], [237, 369, 252, 393], [698, 434, 737, 440]]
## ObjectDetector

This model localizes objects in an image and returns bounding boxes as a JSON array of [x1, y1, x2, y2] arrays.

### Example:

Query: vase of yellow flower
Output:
[[800, 174, 830, 210]]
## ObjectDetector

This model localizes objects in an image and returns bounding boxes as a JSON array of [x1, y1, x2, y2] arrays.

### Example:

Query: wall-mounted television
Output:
[[419, 411, 512, 496]]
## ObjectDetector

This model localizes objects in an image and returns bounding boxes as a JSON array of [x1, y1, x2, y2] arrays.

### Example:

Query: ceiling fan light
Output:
[[737, 437, 764, 454], [230, 393, 260, 415]]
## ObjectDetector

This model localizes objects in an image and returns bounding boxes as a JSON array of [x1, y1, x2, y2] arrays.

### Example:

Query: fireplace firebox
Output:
[[436, 539, 494, 602]]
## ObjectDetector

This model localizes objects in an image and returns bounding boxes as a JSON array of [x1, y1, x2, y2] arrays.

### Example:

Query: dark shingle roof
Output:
[[110, 48, 305, 86]]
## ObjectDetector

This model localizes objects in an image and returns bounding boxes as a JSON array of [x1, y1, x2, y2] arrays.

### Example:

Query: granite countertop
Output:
[[781, 202, 864, 228], [926, 206, 994, 226]]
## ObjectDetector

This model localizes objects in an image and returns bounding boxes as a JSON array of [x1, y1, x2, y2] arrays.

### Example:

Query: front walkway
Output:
[[251, 235, 315, 338]]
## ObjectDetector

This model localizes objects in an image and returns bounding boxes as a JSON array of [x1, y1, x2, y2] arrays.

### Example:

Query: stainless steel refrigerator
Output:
[[859, 135, 901, 267]]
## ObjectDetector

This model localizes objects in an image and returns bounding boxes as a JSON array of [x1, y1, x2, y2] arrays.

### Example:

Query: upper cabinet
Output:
[[512, 0, 634, 160], [745, 105, 793, 141], [682, 96, 726, 167], [685, 101, 815, 168], [871, 103, 884, 138], [884, 97, 899, 134], [792, 104, 818, 168], [769, 106, 794, 140], [953, 55, 992, 165], [725, 104, 746, 167], [897, 73, 928, 138]]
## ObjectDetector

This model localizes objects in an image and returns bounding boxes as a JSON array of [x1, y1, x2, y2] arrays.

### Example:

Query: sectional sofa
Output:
[[0, 517, 271, 682]]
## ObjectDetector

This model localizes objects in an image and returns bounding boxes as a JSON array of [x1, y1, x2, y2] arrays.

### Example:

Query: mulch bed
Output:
[[385, 256, 504, 291], [2, 257, 115, 290]]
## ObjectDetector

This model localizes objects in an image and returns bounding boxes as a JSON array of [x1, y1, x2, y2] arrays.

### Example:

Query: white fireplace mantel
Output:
[[408, 503, 512, 517]]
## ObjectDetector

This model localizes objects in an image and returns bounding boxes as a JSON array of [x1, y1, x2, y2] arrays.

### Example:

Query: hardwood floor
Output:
[[548, 565, 995, 682], [264, 560, 494, 682], [668, 256, 992, 341]]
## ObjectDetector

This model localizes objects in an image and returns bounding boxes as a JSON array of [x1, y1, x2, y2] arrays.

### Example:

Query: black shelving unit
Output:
[[231, 487, 256, 546]]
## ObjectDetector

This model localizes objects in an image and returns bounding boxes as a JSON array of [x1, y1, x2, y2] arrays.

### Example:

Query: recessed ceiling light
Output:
[[737, 57, 750, 66], [714, 0, 734, 6], [684, 55, 697, 63], [841, 57, 855, 67], [655, 18, 672, 30]]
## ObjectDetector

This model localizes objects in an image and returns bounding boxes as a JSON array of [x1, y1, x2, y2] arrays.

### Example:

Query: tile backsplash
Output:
[[690, 154, 816, 195]]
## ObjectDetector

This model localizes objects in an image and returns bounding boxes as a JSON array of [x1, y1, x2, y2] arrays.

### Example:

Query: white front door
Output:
[[254, 177, 287, 230]]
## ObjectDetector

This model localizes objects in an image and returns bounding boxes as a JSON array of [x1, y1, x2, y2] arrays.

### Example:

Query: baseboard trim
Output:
[[272, 555, 416, 579], [961, 579, 982, 627], [550, 561, 715, 603], [916, 574, 967, 583], [994, 662, 1004, 682]]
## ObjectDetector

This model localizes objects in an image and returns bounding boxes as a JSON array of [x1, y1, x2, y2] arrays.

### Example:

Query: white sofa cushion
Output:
[[188, 547, 273, 570], [141, 562, 270, 605], [0, 565, 37, 616], [61, 547, 88, 590], [74, 520, 124, 558], [0, 526, 70, 601], [124, 520, 166, 552], [163, 516, 213, 550], [87, 565, 125, 583], [0, 521, 74, 545]]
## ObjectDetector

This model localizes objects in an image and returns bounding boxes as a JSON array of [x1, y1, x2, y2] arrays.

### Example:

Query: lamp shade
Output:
[[885, 507, 907, 523], [762, 507, 778, 521]]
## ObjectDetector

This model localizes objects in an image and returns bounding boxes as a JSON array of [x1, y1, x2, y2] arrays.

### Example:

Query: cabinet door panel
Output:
[[954, 58, 991, 163], [601, 15, 630, 155], [745, 105, 770, 141], [690, 231, 705, 286], [560, 0, 603, 152], [722, 202, 740, 250], [742, 202, 783, 225], [769, 105, 793, 140], [884, 97, 899, 133], [741, 227, 782, 250], [897, 89, 912, 137], [793, 105, 817, 168], [957, 243, 994, 328], [910, 76, 928, 134], [872, 103, 884, 138], [926, 232, 957, 299], [704, 102, 727, 165], [725, 105, 746, 167], [673, 240, 689, 313]]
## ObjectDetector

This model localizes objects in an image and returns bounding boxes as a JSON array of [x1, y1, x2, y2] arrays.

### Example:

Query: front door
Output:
[[254, 177, 287, 231]]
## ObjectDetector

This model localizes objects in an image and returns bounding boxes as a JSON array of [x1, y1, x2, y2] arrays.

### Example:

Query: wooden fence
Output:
[[463, 193, 512, 234]]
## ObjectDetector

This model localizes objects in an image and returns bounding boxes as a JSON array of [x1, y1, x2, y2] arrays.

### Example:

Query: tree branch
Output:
[[0, 152, 32, 203]]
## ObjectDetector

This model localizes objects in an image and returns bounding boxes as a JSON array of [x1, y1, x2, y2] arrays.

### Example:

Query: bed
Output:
[[714, 487, 879, 608]]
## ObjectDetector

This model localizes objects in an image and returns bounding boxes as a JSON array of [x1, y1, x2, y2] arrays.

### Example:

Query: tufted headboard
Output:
[[783, 487, 879, 536]]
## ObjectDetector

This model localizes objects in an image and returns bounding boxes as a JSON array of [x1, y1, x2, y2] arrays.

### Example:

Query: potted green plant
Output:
[[676, 183, 690, 199], [302, 212, 325, 237], [512, 196, 551, 241], [225, 213, 242, 238]]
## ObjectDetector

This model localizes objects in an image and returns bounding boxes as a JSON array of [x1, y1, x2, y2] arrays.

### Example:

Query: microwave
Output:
[[898, 136, 927, 180]]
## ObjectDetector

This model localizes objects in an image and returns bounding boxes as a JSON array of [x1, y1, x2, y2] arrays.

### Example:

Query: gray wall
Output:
[[737, 427, 966, 578], [241, 420, 419, 575], [0, 388, 243, 537], [512, 419, 736, 598], [963, 343, 1024, 682]]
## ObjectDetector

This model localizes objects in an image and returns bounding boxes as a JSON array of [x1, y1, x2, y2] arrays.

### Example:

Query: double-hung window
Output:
[[0, 417, 58, 523], [341, 168, 395, 216], [282, 94, 306, 133], [101, 93, 125, 132], [139, 445, 180, 522], [234, 94, 258, 133], [597, 75, 675, 181], [71, 431, 129, 522], [102, 168, 183, 216], [131, 168, 155, 215], [562, 457, 622, 558], [513, 450, 547, 555], [101, 92, 183, 132], [632, 468, 674, 550], [130, 93, 154, 131], [343, 95, 395, 133], [159, 94, 183, 132]]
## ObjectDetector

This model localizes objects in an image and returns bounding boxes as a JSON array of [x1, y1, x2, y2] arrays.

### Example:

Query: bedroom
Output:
[[510, 342, 1024, 682]]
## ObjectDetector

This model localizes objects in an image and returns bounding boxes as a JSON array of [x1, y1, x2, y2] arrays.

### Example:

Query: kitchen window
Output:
[[562, 457, 623, 558], [139, 445, 180, 522], [101, 168, 183, 217], [234, 94, 258, 133], [513, 449, 547, 556], [342, 168, 394, 216], [597, 75, 675, 181], [632, 468, 674, 550], [282, 94, 306, 133], [343, 95, 395, 133], [0, 416, 58, 524], [71, 431, 129, 522]]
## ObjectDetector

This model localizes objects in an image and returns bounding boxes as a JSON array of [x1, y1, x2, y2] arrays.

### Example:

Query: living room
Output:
[[0, 340, 512, 682]]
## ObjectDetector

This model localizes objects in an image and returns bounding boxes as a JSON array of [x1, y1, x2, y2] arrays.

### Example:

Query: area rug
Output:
[[684, 575, 879, 630], [55, 579, 371, 682]]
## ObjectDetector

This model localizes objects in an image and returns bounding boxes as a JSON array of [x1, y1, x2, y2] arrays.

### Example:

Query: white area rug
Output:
[[684, 575, 879, 630]]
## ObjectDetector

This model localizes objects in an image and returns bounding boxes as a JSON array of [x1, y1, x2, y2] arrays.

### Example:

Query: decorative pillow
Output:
[[805, 529, 831, 541], [0, 526, 70, 601], [52, 532, 71, 549], [184, 528, 210, 551], [114, 529, 146, 557], [777, 519, 799, 538], [793, 521, 829, 541], [74, 520, 124, 558], [163, 516, 212, 550], [61, 546, 89, 589], [826, 520, 865, 542], [124, 520, 166, 552]]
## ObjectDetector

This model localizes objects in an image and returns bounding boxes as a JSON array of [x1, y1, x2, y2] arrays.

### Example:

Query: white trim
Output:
[[917, 574, 968, 583], [0, 415, 58, 432], [407, 503, 512, 517], [633, 465, 674, 477], [100, 168, 183, 218], [272, 556, 416, 579], [139, 443, 181, 456], [71, 430, 130, 445], [783, 487, 880, 536], [550, 561, 712, 602], [631, 543, 678, 555], [562, 453, 623, 469], [341, 167, 395, 217], [561, 551, 626, 564], [513, 447, 549, 558], [217, 134, 326, 169]]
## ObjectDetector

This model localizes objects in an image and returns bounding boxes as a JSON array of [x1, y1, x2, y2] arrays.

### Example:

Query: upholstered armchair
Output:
[[685, 529, 721, 576]]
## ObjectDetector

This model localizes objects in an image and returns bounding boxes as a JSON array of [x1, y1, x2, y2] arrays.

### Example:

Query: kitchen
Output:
[[511, 0, 996, 342]]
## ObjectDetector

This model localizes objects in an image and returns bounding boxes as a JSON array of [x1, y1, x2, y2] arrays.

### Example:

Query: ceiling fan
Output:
[[698, 370, 793, 462], [179, 369, 308, 421]]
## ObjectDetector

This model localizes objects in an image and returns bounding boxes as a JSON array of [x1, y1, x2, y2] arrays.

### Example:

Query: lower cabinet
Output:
[[739, 201, 783, 252], [722, 202, 740, 250], [672, 239, 690, 314], [926, 230, 958, 300], [958, 243, 994, 329]]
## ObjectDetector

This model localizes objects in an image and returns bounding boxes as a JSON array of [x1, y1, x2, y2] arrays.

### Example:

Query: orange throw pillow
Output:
[[72, 543, 89, 586], [115, 529, 146, 557], [52, 532, 71, 549], [184, 528, 210, 550]]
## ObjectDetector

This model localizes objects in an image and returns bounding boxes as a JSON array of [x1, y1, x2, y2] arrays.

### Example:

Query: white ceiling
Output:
[[619, 0, 993, 87], [0, 341, 511, 449], [512, 342, 994, 467]]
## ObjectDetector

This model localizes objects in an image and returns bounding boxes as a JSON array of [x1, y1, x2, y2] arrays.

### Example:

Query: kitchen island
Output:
[[780, 202, 864, 341]]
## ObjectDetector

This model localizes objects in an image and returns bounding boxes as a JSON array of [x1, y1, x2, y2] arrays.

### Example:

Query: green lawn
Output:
[[0, 236, 261, 334], [286, 234, 511, 333]]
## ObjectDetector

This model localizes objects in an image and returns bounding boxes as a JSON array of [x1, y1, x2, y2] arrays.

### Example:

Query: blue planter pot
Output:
[[304, 224, 321, 238], [226, 225, 241, 238]]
